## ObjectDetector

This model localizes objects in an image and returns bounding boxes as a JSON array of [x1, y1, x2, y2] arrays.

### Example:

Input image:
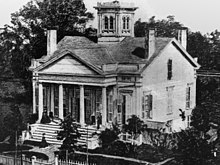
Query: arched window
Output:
[[123, 17, 126, 29], [110, 16, 114, 30], [126, 17, 130, 29], [104, 16, 108, 29]]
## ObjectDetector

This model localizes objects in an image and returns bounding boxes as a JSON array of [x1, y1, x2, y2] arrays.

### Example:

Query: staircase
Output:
[[29, 121, 63, 145], [28, 122, 101, 149]]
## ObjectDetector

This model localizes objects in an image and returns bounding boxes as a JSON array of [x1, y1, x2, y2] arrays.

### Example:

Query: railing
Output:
[[0, 154, 95, 165], [0, 154, 32, 165], [58, 160, 96, 165]]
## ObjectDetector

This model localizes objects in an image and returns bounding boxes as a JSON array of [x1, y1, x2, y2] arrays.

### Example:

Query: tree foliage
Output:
[[57, 115, 81, 152], [175, 129, 214, 165], [134, 16, 220, 71], [3, 104, 25, 144], [99, 124, 120, 147], [0, 0, 94, 104], [123, 115, 146, 139]]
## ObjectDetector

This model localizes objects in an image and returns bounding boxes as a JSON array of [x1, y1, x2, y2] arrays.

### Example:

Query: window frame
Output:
[[167, 86, 174, 115], [167, 59, 173, 80], [109, 16, 114, 30], [142, 91, 153, 119], [104, 16, 109, 30], [186, 83, 193, 109]]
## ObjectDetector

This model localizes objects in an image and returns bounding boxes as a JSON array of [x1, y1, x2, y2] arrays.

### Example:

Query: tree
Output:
[[123, 115, 146, 158], [175, 128, 214, 165], [3, 104, 24, 144], [134, 16, 219, 71], [0, 0, 94, 104], [57, 115, 81, 154], [134, 16, 184, 38], [99, 124, 120, 148], [123, 115, 145, 141]]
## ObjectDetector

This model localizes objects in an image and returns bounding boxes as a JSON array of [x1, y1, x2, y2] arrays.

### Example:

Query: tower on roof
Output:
[[94, 0, 138, 44]]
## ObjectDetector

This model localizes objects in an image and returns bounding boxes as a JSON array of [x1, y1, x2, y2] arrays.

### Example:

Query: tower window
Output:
[[127, 17, 130, 29], [122, 16, 130, 30], [104, 16, 108, 29], [123, 17, 126, 29], [110, 16, 114, 30], [167, 59, 172, 80]]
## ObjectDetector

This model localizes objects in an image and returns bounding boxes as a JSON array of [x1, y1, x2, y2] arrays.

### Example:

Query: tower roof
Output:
[[94, 1, 138, 10]]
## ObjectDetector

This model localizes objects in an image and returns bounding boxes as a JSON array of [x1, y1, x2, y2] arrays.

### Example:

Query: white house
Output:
[[29, 0, 200, 134]]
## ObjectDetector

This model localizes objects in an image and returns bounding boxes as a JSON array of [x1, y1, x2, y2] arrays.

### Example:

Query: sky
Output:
[[0, 0, 220, 34]]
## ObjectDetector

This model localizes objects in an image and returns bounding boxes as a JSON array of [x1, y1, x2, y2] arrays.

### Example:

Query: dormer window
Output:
[[104, 16, 109, 29], [167, 59, 172, 80]]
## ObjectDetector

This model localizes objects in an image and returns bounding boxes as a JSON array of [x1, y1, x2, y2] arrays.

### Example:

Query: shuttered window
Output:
[[142, 92, 153, 119], [167, 59, 172, 80], [186, 83, 193, 109], [167, 86, 174, 114]]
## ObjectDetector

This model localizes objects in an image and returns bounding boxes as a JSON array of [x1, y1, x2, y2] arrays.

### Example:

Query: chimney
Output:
[[148, 29, 156, 59], [178, 27, 187, 49], [47, 29, 57, 56]]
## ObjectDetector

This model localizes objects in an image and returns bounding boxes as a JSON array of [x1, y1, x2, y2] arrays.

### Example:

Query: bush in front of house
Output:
[[28, 113, 38, 124]]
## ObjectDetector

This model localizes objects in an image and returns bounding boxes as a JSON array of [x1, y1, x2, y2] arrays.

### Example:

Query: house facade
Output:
[[29, 0, 200, 132]]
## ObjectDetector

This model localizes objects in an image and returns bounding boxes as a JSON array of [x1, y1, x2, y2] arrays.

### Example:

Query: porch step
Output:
[[29, 122, 63, 145], [28, 122, 101, 148]]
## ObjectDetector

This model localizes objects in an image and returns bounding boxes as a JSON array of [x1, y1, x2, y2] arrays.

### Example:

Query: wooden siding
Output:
[[141, 44, 197, 131], [41, 55, 97, 75]]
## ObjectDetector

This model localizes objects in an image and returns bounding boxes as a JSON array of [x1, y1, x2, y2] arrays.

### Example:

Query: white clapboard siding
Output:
[[42, 55, 96, 75]]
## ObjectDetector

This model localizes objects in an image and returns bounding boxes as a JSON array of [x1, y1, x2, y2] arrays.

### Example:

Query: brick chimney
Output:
[[47, 30, 57, 56], [148, 29, 156, 59], [178, 27, 187, 49]]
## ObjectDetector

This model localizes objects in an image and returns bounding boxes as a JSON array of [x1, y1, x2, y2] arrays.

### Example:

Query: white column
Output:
[[102, 87, 107, 125], [32, 81, 36, 114], [50, 84, 54, 115], [80, 85, 85, 125], [38, 83, 43, 122], [98, 14, 101, 35], [59, 84, 64, 120]]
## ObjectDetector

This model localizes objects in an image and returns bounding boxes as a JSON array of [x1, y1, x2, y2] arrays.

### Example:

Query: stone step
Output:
[[31, 137, 62, 145], [29, 122, 100, 148]]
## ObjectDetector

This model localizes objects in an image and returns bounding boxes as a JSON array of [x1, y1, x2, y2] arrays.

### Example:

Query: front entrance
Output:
[[118, 91, 133, 125]]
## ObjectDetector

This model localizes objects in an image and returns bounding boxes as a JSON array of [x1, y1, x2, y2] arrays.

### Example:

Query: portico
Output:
[[33, 78, 116, 126]]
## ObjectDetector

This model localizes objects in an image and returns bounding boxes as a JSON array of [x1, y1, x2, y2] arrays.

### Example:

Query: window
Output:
[[142, 91, 153, 119], [110, 16, 114, 30], [186, 83, 193, 109], [107, 94, 113, 122], [167, 59, 172, 80], [127, 17, 130, 29], [104, 16, 108, 29], [122, 16, 130, 30], [187, 115, 191, 127], [123, 17, 126, 29], [167, 86, 174, 114]]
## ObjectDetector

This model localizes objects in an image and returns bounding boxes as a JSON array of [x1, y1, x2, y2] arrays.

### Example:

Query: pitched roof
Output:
[[107, 37, 172, 64], [51, 36, 115, 66], [37, 35, 199, 74]]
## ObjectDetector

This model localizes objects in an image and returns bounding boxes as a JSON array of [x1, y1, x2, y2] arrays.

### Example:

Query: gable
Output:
[[142, 42, 196, 86], [40, 55, 97, 75]]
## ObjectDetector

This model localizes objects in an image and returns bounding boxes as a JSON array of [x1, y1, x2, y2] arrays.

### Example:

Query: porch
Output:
[[33, 82, 116, 126]]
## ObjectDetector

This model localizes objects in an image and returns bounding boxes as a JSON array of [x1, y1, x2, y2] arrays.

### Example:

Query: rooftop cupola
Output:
[[94, 0, 138, 45]]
